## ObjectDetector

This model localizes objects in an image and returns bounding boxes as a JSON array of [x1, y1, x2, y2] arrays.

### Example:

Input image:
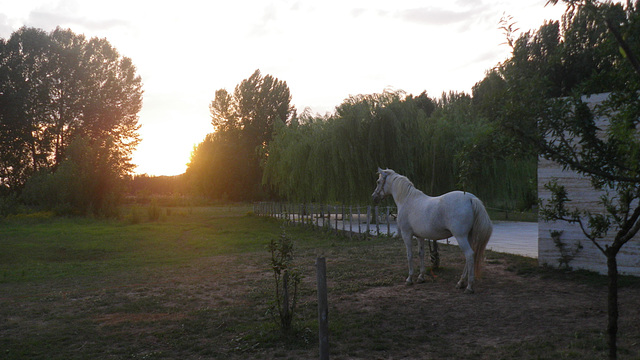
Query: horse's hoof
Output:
[[464, 288, 474, 294], [405, 279, 414, 286], [456, 282, 465, 289], [417, 275, 426, 284]]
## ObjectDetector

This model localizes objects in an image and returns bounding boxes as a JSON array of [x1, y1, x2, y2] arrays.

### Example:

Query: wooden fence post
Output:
[[316, 257, 329, 360], [386, 206, 391, 235], [366, 206, 371, 237], [375, 206, 380, 238], [349, 206, 353, 240], [358, 207, 362, 238]]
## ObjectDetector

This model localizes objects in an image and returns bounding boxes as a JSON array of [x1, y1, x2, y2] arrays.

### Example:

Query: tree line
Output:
[[186, 66, 539, 209], [259, 90, 536, 209], [1, 1, 638, 217], [187, 1, 639, 209]]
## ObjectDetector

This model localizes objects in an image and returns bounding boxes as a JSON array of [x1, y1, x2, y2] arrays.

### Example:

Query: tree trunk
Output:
[[606, 252, 618, 360]]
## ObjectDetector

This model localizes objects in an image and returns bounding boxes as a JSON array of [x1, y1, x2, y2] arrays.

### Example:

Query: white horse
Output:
[[371, 168, 492, 293]]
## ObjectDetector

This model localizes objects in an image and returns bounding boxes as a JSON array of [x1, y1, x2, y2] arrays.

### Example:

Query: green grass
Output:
[[0, 205, 638, 360], [0, 205, 283, 283]]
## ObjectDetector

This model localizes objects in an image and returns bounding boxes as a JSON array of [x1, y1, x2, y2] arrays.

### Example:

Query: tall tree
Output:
[[210, 69, 294, 146], [0, 27, 142, 213], [0, 27, 54, 190], [234, 70, 295, 151], [188, 70, 294, 200]]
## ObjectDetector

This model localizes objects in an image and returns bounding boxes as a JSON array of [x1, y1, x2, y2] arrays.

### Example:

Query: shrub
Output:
[[268, 226, 302, 333]]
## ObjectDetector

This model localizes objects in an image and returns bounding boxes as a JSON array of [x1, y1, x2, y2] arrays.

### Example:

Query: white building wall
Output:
[[537, 93, 640, 276]]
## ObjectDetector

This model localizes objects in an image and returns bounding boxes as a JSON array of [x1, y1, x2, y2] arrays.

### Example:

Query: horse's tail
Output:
[[470, 197, 492, 277]]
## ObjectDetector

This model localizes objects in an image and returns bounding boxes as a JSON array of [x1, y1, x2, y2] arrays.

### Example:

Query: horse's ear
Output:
[[377, 167, 382, 173]]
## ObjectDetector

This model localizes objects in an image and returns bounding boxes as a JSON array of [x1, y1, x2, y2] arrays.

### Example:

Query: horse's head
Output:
[[372, 168, 393, 204]]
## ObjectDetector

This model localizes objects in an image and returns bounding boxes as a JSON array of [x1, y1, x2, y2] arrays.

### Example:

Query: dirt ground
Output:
[[2, 239, 640, 359], [250, 242, 640, 360], [328, 261, 640, 359]]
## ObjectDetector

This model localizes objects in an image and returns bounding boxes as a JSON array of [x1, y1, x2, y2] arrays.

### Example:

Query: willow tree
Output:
[[263, 90, 433, 203]]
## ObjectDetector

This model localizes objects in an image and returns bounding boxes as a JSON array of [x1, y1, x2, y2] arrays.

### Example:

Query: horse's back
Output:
[[440, 191, 478, 209], [402, 190, 477, 239]]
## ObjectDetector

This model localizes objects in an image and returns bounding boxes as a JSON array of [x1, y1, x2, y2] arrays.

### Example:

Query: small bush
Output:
[[127, 206, 144, 224], [147, 200, 161, 221], [0, 194, 20, 217], [20, 137, 126, 217], [268, 226, 302, 333]]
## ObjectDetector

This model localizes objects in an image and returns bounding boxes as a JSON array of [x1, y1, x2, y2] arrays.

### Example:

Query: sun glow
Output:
[[132, 119, 210, 176]]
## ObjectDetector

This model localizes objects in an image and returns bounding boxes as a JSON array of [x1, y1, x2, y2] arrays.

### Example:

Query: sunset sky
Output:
[[0, 0, 567, 176]]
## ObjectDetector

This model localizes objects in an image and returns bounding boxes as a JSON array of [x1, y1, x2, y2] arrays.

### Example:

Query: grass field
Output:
[[1, 205, 639, 359], [1, 205, 271, 282]]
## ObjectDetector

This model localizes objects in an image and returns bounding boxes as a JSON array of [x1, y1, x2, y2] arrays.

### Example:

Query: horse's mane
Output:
[[389, 171, 424, 202]]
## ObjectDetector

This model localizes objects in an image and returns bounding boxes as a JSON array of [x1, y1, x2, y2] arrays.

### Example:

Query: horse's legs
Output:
[[457, 265, 468, 289], [417, 238, 426, 283], [402, 233, 414, 285], [455, 235, 475, 293]]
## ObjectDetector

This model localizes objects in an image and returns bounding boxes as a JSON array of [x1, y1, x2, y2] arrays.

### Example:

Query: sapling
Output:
[[268, 226, 302, 333]]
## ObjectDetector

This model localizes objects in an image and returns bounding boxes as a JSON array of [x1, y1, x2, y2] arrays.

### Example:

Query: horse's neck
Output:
[[391, 175, 427, 206]]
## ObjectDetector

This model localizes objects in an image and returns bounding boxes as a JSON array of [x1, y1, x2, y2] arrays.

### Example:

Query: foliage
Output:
[[20, 137, 127, 216], [536, 91, 640, 253], [0, 193, 20, 217], [484, 0, 639, 145], [187, 70, 295, 201], [127, 174, 187, 197], [262, 89, 537, 209], [186, 129, 258, 201], [264, 90, 426, 203], [520, 1, 640, 358], [549, 230, 584, 270], [267, 226, 302, 333], [0, 26, 142, 213]]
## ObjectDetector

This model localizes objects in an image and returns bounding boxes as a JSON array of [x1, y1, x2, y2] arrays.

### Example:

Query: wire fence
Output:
[[253, 202, 399, 239]]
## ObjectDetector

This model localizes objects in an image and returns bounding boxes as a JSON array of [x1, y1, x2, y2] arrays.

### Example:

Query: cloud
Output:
[[350, 2, 497, 34], [0, 14, 13, 38], [350, 8, 368, 18], [398, 7, 476, 26], [27, 10, 128, 33]]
